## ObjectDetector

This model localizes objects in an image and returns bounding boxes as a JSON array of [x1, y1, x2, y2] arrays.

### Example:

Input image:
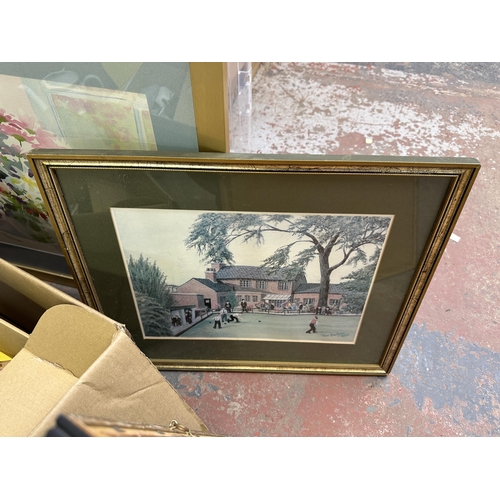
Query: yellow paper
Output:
[[0, 350, 12, 362]]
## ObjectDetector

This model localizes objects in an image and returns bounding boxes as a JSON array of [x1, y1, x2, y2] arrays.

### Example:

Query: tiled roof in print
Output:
[[216, 265, 291, 280], [195, 278, 234, 292], [295, 283, 346, 294]]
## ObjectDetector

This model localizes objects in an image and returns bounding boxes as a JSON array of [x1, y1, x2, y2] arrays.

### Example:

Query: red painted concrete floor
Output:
[[162, 63, 500, 436]]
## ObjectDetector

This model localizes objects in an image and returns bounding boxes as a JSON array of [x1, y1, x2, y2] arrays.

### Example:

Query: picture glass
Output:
[[111, 208, 393, 344], [0, 63, 198, 279], [28, 152, 480, 373]]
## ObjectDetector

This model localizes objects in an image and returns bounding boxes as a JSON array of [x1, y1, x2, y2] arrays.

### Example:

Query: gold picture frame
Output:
[[28, 150, 480, 375]]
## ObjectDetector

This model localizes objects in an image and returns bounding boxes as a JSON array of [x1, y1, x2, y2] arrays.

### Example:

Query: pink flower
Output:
[[0, 120, 33, 141], [0, 109, 64, 151], [30, 128, 65, 149]]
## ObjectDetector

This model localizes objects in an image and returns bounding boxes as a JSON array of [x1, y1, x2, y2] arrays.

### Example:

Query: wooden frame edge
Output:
[[189, 62, 229, 153]]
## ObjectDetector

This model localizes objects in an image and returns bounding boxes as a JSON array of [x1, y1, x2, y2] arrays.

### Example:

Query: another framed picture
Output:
[[0, 63, 200, 285], [28, 151, 480, 375]]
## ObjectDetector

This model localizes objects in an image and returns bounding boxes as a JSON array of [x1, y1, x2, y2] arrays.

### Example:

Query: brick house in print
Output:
[[175, 277, 235, 311], [176, 262, 306, 310], [293, 283, 347, 312]]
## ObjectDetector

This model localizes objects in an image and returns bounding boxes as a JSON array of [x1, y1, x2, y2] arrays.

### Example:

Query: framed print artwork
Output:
[[0, 63, 200, 284], [28, 151, 480, 375]]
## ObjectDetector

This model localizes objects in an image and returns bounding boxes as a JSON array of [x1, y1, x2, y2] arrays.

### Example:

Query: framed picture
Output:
[[28, 151, 480, 375], [0, 63, 200, 285]]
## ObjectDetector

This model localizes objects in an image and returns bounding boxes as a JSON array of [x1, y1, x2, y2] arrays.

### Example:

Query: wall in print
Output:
[[111, 209, 393, 344]]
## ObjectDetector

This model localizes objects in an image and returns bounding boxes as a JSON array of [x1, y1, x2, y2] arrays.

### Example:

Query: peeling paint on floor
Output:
[[394, 324, 500, 435]]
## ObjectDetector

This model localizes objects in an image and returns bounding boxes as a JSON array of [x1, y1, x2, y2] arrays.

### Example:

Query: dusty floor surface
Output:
[[162, 62, 500, 436]]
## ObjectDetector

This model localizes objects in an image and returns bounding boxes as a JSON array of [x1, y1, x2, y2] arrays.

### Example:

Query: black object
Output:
[[46, 414, 91, 437]]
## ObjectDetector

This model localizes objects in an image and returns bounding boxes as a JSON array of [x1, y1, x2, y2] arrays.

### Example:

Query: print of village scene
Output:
[[114, 210, 392, 343]]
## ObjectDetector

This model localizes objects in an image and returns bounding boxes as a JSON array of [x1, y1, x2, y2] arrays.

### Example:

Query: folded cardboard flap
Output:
[[0, 257, 84, 356], [31, 325, 210, 437], [0, 257, 120, 358], [0, 348, 78, 436], [0, 304, 121, 436], [24, 304, 119, 377], [0, 259, 210, 437], [0, 303, 209, 437]]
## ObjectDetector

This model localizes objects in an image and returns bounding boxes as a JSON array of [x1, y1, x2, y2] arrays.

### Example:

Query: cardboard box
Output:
[[0, 259, 210, 437]]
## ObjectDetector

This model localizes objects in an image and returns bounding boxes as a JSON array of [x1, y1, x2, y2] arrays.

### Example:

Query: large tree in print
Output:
[[185, 213, 391, 308]]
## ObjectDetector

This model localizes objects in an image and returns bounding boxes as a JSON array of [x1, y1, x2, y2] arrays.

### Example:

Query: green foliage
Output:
[[225, 290, 238, 309], [186, 212, 391, 308], [128, 254, 174, 310], [187, 213, 390, 269], [184, 212, 237, 264], [11, 134, 26, 144], [127, 254, 174, 335], [340, 262, 376, 314], [134, 292, 173, 337]]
